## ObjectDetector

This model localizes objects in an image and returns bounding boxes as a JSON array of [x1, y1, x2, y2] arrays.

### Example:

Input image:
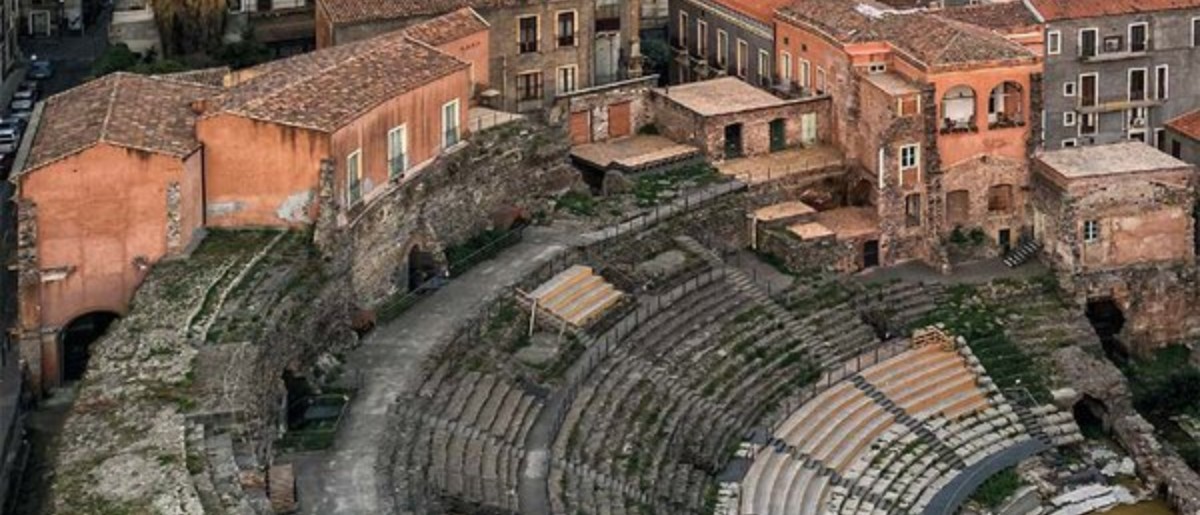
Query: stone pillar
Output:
[[920, 84, 950, 273], [14, 199, 47, 392], [166, 181, 182, 254]]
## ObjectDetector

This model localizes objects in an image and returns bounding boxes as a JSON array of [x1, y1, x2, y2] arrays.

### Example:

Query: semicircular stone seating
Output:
[[739, 333, 1079, 515]]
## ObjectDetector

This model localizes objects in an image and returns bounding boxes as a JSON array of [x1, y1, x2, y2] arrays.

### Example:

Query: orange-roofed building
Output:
[[774, 0, 1040, 268], [1165, 109, 1200, 166], [198, 8, 486, 228], [13, 72, 218, 389]]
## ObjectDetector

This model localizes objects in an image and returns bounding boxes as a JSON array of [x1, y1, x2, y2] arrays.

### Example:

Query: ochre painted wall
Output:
[[198, 113, 329, 227], [18, 144, 201, 330], [330, 69, 472, 207], [434, 30, 491, 95], [929, 64, 1039, 168]]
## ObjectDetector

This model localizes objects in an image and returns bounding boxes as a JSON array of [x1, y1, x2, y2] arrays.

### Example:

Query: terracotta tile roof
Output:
[[209, 20, 469, 132], [162, 66, 232, 87], [707, 0, 793, 24], [402, 7, 488, 46], [937, 2, 1040, 33], [24, 73, 217, 172], [318, 0, 521, 25], [1028, 0, 1200, 21], [778, 0, 1035, 70], [1166, 109, 1200, 142]]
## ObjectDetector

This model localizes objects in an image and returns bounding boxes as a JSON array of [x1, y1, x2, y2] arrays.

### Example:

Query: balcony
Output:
[[940, 118, 978, 135], [595, 3, 621, 32], [1080, 48, 1150, 63], [1077, 97, 1161, 114]]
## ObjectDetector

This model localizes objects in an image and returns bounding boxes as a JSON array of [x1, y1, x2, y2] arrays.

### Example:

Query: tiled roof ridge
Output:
[[96, 73, 123, 150], [927, 12, 1035, 61]]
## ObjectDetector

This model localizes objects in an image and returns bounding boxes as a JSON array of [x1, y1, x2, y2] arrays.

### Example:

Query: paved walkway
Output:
[[295, 226, 572, 515], [856, 258, 1048, 286]]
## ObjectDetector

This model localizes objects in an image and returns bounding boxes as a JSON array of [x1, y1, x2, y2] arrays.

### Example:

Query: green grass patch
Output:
[[632, 163, 722, 207], [556, 191, 598, 217], [969, 467, 1023, 509]]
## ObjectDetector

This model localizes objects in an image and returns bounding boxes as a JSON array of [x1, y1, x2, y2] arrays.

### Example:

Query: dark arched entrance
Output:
[[1085, 298, 1127, 363], [407, 246, 439, 292], [60, 311, 119, 381], [848, 179, 874, 207], [1072, 394, 1110, 438]]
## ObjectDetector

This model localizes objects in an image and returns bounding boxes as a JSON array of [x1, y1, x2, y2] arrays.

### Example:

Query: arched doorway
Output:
[[407, 246, 439, 292], [1073, 394, 1111, 438], [1085, 298, 1127, 363], [60, 311, 120, 381]]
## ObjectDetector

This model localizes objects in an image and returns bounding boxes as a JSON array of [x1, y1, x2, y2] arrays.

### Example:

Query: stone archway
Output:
[[1086, 298, 1128, 363], [1073, 394, 1112, 437], [59, 311, 120, 382], [405, 244, 440, 292]]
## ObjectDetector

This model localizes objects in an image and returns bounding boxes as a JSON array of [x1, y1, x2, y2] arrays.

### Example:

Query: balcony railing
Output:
[[1080, 48, 1149, 63], [940, 118, 978, 135], [595, 3, 621, 32], [518, 40, 538, 54], [1077, 97, 1161, 114], [557, 34, 576, 47]]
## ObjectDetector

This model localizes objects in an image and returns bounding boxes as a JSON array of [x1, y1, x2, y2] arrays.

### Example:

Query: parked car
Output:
[[10, 98, 34, 120], [13, 88, 35, 101], [20, 80, 39, 93], [29, 60, 52, 80]]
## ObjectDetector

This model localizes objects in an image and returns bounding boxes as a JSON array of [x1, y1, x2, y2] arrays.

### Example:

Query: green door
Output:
[[769, 119, 786, 152]]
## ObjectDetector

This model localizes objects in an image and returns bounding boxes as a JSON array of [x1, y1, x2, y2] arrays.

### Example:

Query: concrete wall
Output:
[[198, 114, 329, 228], [1042, 9, 1200, 149]]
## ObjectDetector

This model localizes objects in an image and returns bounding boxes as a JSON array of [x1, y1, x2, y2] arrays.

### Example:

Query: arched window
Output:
[[941, 85, 977, 133], [988, 82, 1025, 129]]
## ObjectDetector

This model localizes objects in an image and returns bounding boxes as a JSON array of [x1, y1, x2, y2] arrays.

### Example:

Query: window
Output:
[[346, 150, 362, 205], [1079, 73, 1098, 107], [556, 11, 576, 47], [1047, 30, 1061, 55], [780, 51, 792, 83], [987, 184, 1013, 212], [816, 67, 827, 95], [1083, 220, 1100, 243], [387, 126, 407, 179], [678, 11, 688, 48], [905, 194, 922, 227], [716, 30, 728, 68], [1173, 139, 1183, 159], [1128, 68, 1147, 102], [736, 40, 748, 77], [757, 50, 770, 83], [518, 16, 539, 54], [1062, 138, 1078, 148], [1079, 113, 1098, 135], [442, 99, 460, 148], [1063, 111, 1077, 127], [900, 144, 919, 170], [517, 71, 543, 101], [1079, 28, 1098, 57], [557, 65, 577, 94], [1194, 17, 1200, 47], [1155, 128, 1167, 151], [1129, 22, 1148, 52], [898, 95, 919, 117], [1063, 81, 1076, 97], [1156, 65, 1169, 100], [867, 62, 886, 74], [696, 20, 708, 56], [799, 60, 810, 90]]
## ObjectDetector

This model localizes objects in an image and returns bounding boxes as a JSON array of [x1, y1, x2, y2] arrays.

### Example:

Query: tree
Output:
[[151, 0, 227, 57]]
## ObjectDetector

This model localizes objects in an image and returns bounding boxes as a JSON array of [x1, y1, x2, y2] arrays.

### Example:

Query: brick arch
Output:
[[940, 84, 978, 132]]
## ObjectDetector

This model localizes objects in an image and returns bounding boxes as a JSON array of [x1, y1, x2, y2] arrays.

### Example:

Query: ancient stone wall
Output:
[[759, 227, 859, 274], [550, 76, 657, 142], [1071, 265, 1200, 354], [1053, 346, 1200, 513], [324, 120, 577, 308]]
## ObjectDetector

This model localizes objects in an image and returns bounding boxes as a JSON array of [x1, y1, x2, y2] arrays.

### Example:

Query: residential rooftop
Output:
[[777, 0, 1035, 70], [937, 2, 1040, 34], [208, 14, 473, 132], [401, 7, 489, 46], [318, 0, 517, 25], [708, 0, 793, 25], [1167, 109, 1200, 143], [1037, 142, 1192, 180], [1027, 0, 1200, 21], [655, 77, 788, 116], [23, 72, 218, 172]]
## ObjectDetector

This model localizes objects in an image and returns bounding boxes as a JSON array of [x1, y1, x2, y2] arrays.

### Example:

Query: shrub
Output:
[[970, 467, 1023, 508]]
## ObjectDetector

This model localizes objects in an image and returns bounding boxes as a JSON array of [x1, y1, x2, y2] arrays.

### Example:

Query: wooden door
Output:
[[569, 111, 592, 144], [608, 101, 632, 138]]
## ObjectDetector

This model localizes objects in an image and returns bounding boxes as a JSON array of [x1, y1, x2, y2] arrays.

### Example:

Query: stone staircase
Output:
[[1003, 240, 1042, 268]]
